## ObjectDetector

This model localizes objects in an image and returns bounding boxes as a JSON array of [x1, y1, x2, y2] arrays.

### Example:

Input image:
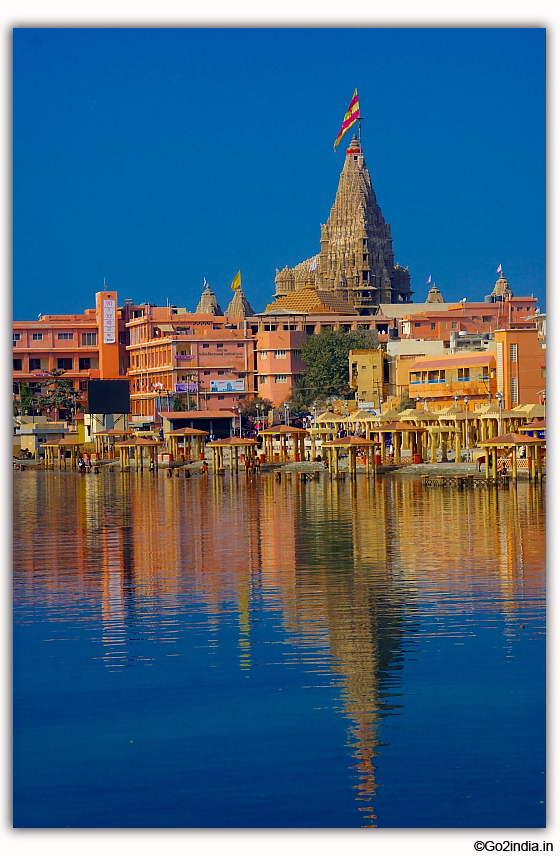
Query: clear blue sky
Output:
[[13, 27, 545, 320]]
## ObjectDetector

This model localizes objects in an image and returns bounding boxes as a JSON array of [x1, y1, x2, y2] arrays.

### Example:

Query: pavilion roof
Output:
[[349, 410, 379, 422], [322, 436, 378, 447], [316, 411, 347, 423], [519, 420, 546, 432], [168, 427, 209, 436], [478, 433, 545, 446], [259, 424, 308, 435]]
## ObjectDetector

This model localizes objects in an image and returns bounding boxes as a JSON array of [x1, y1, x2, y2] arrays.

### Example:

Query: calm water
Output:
[[13, 469, 545, 828]]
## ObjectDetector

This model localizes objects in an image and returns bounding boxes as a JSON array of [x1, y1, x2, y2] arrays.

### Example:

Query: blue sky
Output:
[[13, 27, 546, 319]]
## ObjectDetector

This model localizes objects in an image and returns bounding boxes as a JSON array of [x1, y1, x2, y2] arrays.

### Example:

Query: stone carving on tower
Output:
[[196, 282, 223, 315], [225, 286, 255, 317], [492, 269, 513, 299], [273, 134, 413, 314], [426, 283, 445, 303]]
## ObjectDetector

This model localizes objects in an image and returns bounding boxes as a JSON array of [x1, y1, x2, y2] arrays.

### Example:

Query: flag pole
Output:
[[359, 117, 362, 145]]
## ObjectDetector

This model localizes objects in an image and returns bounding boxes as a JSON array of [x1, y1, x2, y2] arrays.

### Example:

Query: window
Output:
[[218, 370, 226, 376], [541, 366, 546, 378], [482, 315, 492, 323], [414, 322, 422, 328], [237, 343, 243, 348], [260, 351, 267, 359], [217, 395, 225, 400], [83, 332, 97, 346], [13, 359, 23, 371], [510, 377, 519, 404], [452, 322, 458, 330], [58, 332, 74, 340], [204, 370, 211, 376], [79, 357, 91, 370], [29, 358, 41, 371], [203, 343, 209, 348], [431, 323, 436, 331], [13, 333, 21, 344], [458, 368, 470, 381], [293, 350, 302, 358], [260, 376, 268, 383], [275, 350, 286, 358], [57, 358, 73, 370], [79, 381, 88, 391], [510, 343, 518, 362], [275, 375, 287, 383], [216, 343, 223, 349], [32, 332, 43, 340]]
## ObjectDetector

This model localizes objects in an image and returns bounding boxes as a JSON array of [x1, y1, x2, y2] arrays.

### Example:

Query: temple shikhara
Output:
[[272, 134, 413, 315]]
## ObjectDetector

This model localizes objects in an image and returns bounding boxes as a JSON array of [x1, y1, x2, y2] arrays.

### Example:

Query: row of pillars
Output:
[[482, 445, 544, 482], [117, 446, 158, 470], [43, 446, 83, 469], [261, 433, 306, 462]]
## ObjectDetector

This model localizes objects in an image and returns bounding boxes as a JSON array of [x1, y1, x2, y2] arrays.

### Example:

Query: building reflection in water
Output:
[[13, 469, 545, 825]]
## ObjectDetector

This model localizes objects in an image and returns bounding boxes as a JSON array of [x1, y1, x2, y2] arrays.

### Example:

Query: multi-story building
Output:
[[125, 304, 257, 427], [13, 290, 136, 415], [407, 352, 497, 411], [494, 327, 546, 410], [349, 350, 387, 410]]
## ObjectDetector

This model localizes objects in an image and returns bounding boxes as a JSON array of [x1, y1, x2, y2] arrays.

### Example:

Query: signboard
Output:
[[175, 382, 198, 393], [175, 354, 194, 360], [103, 299, 116, 344], [210, 379, 245, 393]]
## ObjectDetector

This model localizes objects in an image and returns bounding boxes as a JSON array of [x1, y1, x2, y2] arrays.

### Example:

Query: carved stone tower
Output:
[[275, 134, 413, 314]]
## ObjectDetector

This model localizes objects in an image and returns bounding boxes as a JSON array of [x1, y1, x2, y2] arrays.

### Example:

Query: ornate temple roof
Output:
[[196, 284, 223, 316], [265, 286, 356, 315], [426, 283, 445, 303], [225, 287, 255, 317], [274, 134, 413, 310], [492, 269, 514, 298]]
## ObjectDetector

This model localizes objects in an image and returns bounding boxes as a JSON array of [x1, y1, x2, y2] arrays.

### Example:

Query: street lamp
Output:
[[542, 390, 546, 418], [313, 401, 318, 425], [284, 402, 290, 425], [497, 392, 504, 436], [464, 396, 469, 461]]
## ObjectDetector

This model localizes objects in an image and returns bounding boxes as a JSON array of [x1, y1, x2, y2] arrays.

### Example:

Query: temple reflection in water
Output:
[[14, 470, 545, 827]]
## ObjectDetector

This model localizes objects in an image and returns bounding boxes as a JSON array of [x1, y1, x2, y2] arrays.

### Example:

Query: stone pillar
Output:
[[485, 447, 490, 479], [455, 428, 462, 462], [430, 431, 438, 464], [512, 446, 518, 482]]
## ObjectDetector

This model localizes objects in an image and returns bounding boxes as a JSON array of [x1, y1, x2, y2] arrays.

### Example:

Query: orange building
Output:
[[125, 307, 257, 426], [408, 352, 496, 410], [13, 290, 135, 414], [400, 296, 539, 344], [494, 327, 546, 409]]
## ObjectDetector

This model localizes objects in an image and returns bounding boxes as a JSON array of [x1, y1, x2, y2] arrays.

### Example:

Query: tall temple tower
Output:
[[274, 134, 413, 314]]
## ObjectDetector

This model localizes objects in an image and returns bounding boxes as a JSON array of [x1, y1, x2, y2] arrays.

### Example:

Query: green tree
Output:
[[19, 380, 36, 416], [299, 328, 380, 406], [36, 370, 83, 420], [397, 387, 416, 412], [238, 396, 273, 418]]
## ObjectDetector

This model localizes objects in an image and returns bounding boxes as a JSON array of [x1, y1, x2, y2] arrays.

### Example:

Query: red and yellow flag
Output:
[[333, 89, 360, 152]]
